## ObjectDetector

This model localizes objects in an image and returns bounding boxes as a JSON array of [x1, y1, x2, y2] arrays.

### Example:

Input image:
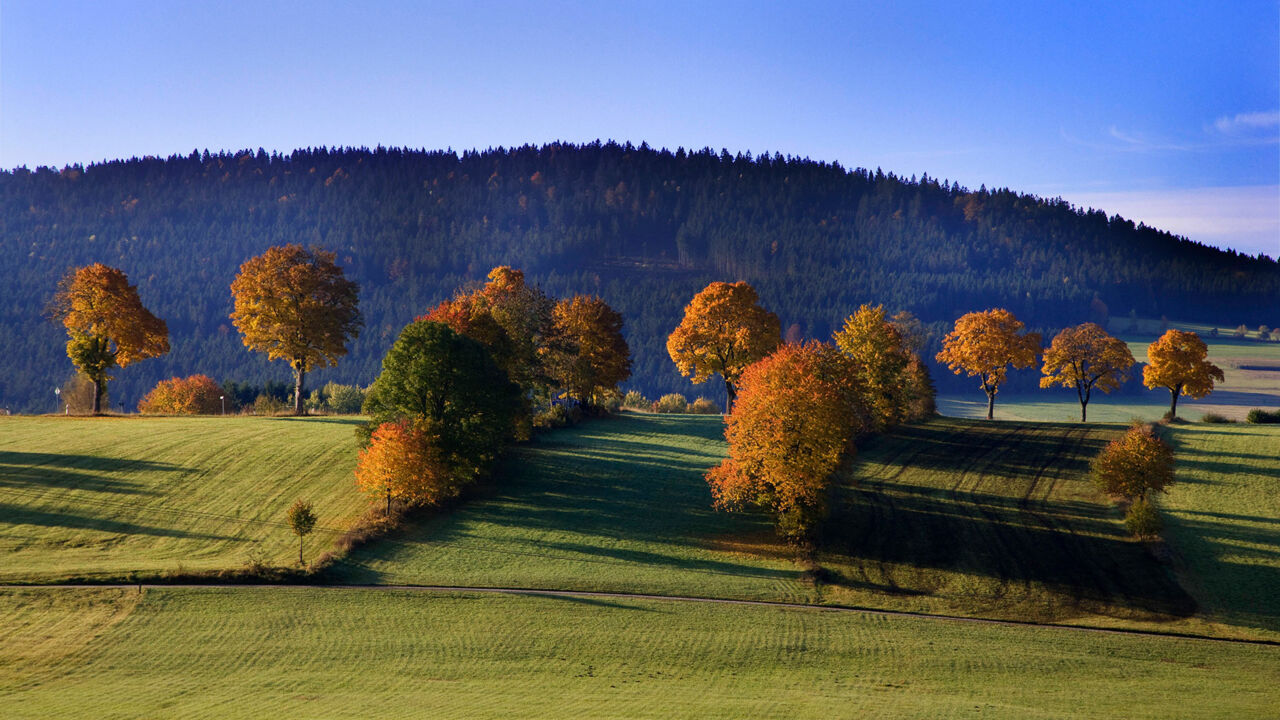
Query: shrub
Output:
[[1124, 497, 1163, 537], [533, 403, 578, 429], [652, 393, 689, 413], [621, 390, 650, 410], [1200, 412, 1236, 424], [689, 397, 720, 414], [596, 388, 623, 413], [323, 382, 366, 414], [1246, 408, 1280, 424], [138, 374, 222, 414], [253, 393, 286, 416]]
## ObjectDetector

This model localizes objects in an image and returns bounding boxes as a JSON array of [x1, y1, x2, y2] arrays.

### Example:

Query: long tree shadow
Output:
[[0, 451, 182, 495], [0, 503, 236, 540]]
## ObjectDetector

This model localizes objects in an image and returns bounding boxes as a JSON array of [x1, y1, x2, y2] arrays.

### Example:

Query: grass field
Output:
[[1160, 423, 1280, 636], [2, 586, 1276, 719], [0, 415, 368, 581]]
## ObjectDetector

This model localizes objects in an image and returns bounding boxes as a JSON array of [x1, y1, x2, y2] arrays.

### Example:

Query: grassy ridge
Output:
[[3, 587, 1277, 719], [0, 416, 368, 581]]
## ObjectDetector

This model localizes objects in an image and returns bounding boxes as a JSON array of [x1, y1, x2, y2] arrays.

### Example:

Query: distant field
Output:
[[0, 416, 368, 581], [2, 587, 1277, 719]]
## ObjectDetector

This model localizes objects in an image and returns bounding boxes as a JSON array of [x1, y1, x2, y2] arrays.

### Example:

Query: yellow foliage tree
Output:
[[1142, 329, 1224, 418], [547, 295, 632, 406], [1040, 323, 1135, 422], [50, 264, 169, 414], [230, 245, 361, 415], [706, 341, 863, 540], [1091, 423, 1175, 501], [833, 304, 913, 431], [353, 419, 454, 515], [667, 281, 781, 411], [936, 308, 1040, 420]]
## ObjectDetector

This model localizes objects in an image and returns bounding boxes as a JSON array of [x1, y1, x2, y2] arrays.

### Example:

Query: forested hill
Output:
[[2, 142, 1276, 413]]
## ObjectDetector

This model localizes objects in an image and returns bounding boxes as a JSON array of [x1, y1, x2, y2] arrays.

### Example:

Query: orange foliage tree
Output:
[[137, 374, 223, 414], [1040, 323, 1135, 422], [1142, 329, 1224, 419], [833, 304, 914, 431], [667, 281, 781, 411], [936, 308, 1040, 420], [354, 419, 454, 515], [547, 295, 632, 406], [706, 341, 863, 540], [50, 263, 169, 414], [1091, 423, 1175, 501], [230, 245, 361, 415]]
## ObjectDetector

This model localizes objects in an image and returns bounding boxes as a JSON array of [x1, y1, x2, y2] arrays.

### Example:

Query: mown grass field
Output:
[[2, 586, 1276, 719], [0, 415, 368, 581]]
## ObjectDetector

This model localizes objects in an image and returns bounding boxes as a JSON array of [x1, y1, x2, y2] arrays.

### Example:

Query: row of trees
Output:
[[50, 245, 363, 416], [935, 310, 1223, 422], [663, 281, 935, 539], [353, 268, 632, 512]]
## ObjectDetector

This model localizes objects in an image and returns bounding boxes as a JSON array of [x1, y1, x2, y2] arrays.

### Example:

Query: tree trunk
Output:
[[298, 536, 304, 566], [1169, 387, 1179, 418], [91, 377, 103, 415], [1080, 401, 1087, 423], [386, 488, 391, 516], [293, 364, 306, 416], [724, 379, 737, 415], [986, 390, 995, 420]]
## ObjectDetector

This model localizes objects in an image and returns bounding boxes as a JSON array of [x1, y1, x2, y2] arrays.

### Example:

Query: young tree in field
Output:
[[547, 295, 632, 407], [137, 374, 223, 414], [936, 308, 1040, 420], [354, 419, 452, 514], [286, 499, 317, 566], [1142, 329, 1224, 419], [50, 264, 169, 414], [1040, 323, 1136, 422], [667, 281, 781, 412], [833, 304, 912, 431], [362, 320, 520, 482], [230, 245, 361, 416], [706, 341, 863, 541], [1091, 424, 1175, 536]]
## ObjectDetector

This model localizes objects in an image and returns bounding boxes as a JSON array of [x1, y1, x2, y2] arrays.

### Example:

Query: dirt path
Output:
[[4, 582, 1276, 647]]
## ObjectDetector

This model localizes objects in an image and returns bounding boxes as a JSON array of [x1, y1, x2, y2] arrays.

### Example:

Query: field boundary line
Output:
[[3, 582, 1277, 647]]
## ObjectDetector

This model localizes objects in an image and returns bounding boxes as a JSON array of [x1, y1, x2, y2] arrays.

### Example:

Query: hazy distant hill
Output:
[[1, 142, 1276, 412]]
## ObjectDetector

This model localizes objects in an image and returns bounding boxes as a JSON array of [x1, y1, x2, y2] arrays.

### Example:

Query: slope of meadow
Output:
[[0, 415, 367, 581], [2, 586, 1276, 720]]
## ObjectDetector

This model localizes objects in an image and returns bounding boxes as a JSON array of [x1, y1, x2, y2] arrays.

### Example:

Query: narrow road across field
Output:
[[4, 582, 1275, 647]]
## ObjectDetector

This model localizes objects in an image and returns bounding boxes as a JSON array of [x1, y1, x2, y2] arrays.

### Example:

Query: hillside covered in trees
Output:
[[2, 142, 1276, 413]]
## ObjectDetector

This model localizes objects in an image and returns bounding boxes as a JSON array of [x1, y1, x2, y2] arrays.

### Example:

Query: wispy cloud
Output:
[[1212, 110, 1280, 135]]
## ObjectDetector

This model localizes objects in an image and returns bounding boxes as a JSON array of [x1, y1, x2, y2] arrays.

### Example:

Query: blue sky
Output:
[[3, 1, 1276, 255]]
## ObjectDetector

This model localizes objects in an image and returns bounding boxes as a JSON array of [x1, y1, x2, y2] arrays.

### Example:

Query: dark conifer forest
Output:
[[2, 142, 1276, 412]]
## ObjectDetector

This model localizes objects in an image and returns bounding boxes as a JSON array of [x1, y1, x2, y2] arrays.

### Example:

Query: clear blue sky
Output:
[[3, 1, 1277, 255]]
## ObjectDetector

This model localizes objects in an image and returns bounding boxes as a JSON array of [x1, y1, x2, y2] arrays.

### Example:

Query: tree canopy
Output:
[[1040, 323, 1135, 422], [667, 281, 781, 411], [1142, 329, 1224, 418], [50, 263, 169, 414], [936, 308, 1041, 420], [547, 294, 632, 406], [230, 244, 361, 415]]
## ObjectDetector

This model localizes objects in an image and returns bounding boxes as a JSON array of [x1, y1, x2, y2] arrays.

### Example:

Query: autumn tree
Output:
[[230, 245, 361, 416], [936, 308, 1040, 420], [354, 419, 453, 514], [667, 281, 781, 411], [50, 264, 169, 414], [137, 374, 223, 414], [1143, 329, 1224, 419], [833, 304, 913, 431], [547, 295, 632, 407], [362, 320, 520, 483], [1091, 423, 1175, 536], [286, 499, 317, 566], [706, 341, 863, 541], [1040, 323, 1136, 422]]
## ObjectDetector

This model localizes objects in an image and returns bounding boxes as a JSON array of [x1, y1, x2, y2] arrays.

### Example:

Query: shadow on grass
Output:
[[0, 451, 183, 494], [0, 503, 236, 540]]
